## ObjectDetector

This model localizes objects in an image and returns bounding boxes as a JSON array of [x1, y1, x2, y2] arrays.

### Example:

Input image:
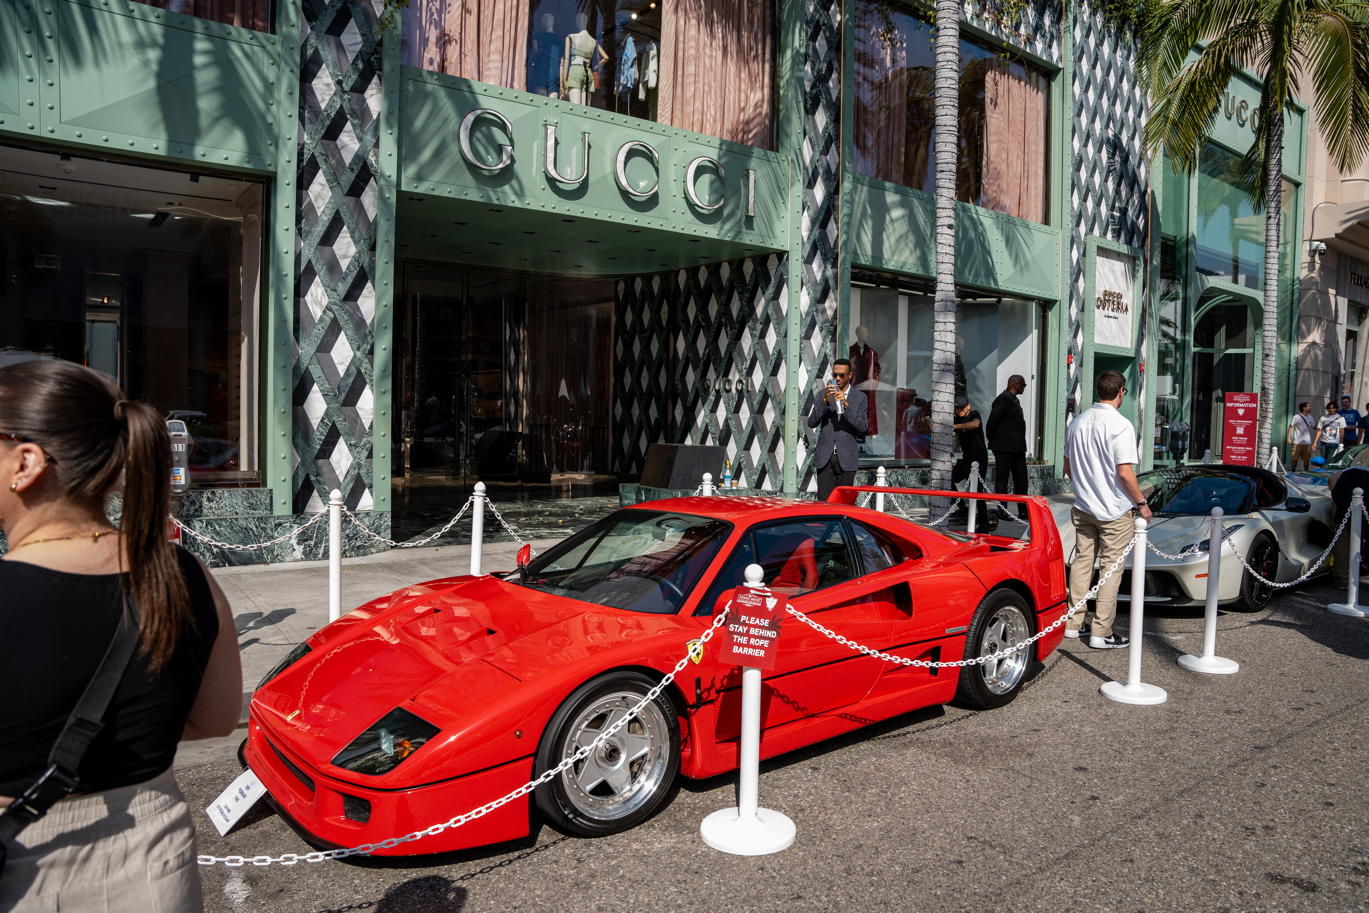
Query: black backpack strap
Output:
[[0, 601, 139, 836]]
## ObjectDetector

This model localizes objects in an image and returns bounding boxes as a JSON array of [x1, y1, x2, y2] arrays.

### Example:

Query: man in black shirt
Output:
[[952, 396, 988, 489], [986, 374, 1029, 519]]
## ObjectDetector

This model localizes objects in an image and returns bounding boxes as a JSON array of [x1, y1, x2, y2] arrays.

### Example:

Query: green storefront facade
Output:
[[0, 0, 1307, 562]]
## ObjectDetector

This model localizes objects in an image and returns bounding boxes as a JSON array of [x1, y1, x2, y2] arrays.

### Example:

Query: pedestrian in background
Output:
[[1338, 396, 1361, 447], [1315, 401, 1345, 464], [986, 374, 1028, 520], [951, 396, 988, 491], [0, 360, 241, 913], [808, 357, 868, 500], [1063, 369, 1152, 649], [1287, 402, 1316, 471]]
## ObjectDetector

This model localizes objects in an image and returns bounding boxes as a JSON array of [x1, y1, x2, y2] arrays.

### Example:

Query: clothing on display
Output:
[[849, 341, 881, 435], [637, 40, 658, 100], [617, 36, 638, 96], [528, 29, 563, 96], [563, 30, 601, 100]]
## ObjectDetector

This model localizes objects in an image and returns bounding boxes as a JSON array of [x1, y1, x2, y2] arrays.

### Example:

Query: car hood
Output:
[[1145, 514, 1251, 547], [250, 575, 677, 771]]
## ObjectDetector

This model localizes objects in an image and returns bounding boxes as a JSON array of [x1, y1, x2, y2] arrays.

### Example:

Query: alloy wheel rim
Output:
[[558, 690, 670, 821], [979, 604, 1030, 694]]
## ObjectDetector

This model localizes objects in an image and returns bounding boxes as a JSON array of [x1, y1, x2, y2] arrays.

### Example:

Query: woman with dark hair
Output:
[[0, 360, 241, 912]]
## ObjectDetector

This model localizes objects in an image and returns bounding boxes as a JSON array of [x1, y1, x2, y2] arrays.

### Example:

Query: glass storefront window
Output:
[[1155, 235, 1187, 463], [402, 0, 774, 148], [847, 281, 1044, 463], [132, 0, 271, 31], [0, 144, 264, 485], [1195, 145, 1298, 291], [852, 2, 1050, 223]]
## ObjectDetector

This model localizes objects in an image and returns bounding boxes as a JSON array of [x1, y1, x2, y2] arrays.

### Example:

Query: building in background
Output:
[[0, 0, 1306, 562]]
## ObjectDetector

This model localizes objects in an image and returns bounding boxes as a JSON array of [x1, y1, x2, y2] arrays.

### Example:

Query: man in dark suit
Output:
[[986, 374, 1029, 519], [808, 357, 869, 500]]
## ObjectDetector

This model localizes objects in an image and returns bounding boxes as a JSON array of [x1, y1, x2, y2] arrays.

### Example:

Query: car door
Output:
[[695, 517, 894, 738]]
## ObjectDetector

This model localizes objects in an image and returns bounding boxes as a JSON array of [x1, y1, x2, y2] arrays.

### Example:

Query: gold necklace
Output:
[[7, 528, 120, 551]]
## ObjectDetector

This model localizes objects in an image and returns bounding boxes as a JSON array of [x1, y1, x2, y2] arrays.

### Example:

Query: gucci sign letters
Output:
[[458, 108, 757, 216]]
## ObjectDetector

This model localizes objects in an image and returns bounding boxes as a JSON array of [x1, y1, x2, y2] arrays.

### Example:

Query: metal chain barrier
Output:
[[172, 513, 325, 552], [483, 499, 538, 556], [197, 611, 731, 867], [342, 498, 474, 549], [1220, 502, 1356, 589], [787, 533, 1138, 669]]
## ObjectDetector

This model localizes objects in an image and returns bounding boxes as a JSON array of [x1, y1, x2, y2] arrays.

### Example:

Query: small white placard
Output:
[[206, 766, 268, 836], [1093, 249, 1136, 350]]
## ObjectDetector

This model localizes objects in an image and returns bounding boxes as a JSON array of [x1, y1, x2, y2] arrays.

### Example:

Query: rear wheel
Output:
[[954, 589, 1033, 709], [533, 672, 680, 837], [1240, 534, 1278, 609]]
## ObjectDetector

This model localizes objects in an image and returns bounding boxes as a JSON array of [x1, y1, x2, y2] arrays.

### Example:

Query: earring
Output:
[[8, 483, 15, 492]]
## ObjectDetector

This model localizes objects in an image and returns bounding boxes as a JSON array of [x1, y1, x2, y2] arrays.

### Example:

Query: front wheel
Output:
[[1239, 533, 1279, 609], [533, 671, 680, 837], [954, 588, 1033, 710]]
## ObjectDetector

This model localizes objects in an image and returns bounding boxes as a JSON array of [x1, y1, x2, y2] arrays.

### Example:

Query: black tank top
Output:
[[0, 547, 220, 795]]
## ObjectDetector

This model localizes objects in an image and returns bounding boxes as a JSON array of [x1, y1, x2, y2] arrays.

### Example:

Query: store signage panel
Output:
[[1092, 249, 1135, 351], [1339, 255, 1369, 308], [717, 587, 785, 671], [1222, 392, 1259, 466]]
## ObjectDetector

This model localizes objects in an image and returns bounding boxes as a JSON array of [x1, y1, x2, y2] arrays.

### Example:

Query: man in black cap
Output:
[[952, 395, 988, 491]]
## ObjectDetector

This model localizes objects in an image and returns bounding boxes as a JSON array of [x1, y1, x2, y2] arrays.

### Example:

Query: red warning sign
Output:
[[1222, 392, 1259, 466], [717, 586, 786, 671]]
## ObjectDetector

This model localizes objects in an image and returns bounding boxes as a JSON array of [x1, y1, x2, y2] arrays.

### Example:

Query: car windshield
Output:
[[1138, 470, 1254, 516], [514, 509, 731, 614], [1326, 444, 1369, 470]]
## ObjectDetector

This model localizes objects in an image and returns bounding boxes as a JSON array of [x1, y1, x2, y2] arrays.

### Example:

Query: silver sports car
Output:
[[1049, 466, 1335, 609]]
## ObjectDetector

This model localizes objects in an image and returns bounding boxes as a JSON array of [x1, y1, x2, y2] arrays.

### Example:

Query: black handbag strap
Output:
[[0, 601, 139, 840]]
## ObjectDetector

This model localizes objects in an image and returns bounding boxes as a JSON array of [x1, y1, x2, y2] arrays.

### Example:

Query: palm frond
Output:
[[1302, 6, 1369, 171]]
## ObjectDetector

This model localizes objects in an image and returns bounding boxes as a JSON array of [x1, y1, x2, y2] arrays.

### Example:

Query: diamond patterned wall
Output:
[[964, 0, 1062, 65], [293, 0, 383, 513], [1070, 1, 1149, 417], [797, 0, 843, 492], [613, 272, 676, 478]]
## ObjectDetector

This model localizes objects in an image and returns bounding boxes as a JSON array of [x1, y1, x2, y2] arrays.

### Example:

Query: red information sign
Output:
[[717, 586, 786, 671], [1222, 392, 1259, 466]]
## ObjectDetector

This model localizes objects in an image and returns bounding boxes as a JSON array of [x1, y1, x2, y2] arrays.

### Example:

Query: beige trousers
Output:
[[0, 768, 204, 913], [1067, 507, 1136, 639]]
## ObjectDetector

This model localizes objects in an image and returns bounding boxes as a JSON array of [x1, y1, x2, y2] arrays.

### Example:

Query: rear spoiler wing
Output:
[[828, 485, 1057, 545]]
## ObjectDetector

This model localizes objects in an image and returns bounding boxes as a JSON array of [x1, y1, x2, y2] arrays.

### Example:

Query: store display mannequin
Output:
[[560, 13, 608, 107], [528, 13, 562, 98], [850, 325, 881, 435]]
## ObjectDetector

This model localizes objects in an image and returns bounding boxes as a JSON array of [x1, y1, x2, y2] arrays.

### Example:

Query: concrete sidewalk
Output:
[[213, 537, 567, 721]]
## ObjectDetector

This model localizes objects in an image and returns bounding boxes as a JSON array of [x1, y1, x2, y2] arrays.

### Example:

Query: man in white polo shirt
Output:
[[1063, 369, 1153, 648]]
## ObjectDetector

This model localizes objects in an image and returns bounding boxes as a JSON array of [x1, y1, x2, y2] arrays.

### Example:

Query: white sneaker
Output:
[[1063, 623, 1090, 639], [1089, 633, 1129, 650]]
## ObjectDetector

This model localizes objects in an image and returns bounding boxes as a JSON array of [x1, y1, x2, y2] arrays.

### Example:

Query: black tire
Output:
[[1240, 533, 1279, 609], [533, 671, 680, 837], [954, 588, 1034, 710]]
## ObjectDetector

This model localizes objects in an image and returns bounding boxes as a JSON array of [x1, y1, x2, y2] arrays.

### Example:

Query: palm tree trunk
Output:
[[929, 0, 960, 492], [1258, 110, 1283, 463]]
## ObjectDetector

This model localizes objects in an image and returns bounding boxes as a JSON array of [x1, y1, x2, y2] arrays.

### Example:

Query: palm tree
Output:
[[928, 0, 962, 493], [1140, 0, 1369, 461]]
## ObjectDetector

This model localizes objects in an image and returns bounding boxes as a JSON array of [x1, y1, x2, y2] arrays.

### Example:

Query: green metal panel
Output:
[[263, 0, 300, 514], [2, 0, 277, 171], [1197, 67, 1305, 178], [847, 175, 1063, 302], [371, 12, 399, 512], [398, 69, 787, 253]]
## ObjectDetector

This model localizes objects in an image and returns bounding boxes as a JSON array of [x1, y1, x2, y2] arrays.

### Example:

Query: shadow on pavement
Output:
[[313, 876, 468, 913]]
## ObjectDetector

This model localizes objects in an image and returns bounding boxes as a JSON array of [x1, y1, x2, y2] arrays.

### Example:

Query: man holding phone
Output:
[[808, 357, 869, 500]]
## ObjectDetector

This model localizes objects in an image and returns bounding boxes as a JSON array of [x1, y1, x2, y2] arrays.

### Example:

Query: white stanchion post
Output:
[[1178, 507, 1239, 674], [967, 461, 980, 535], [469, 482, 486, 577], [874, 465, 887, 513], [701, 565, 796, 856], [328, 489, 343, 623], [1329, 488, 1369, 617], [1100, 518, 1168, 705], [702, 472, 715, 496]]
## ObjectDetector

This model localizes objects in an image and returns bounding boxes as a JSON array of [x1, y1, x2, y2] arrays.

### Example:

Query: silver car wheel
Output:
[[978, 603, 1030, 695], [556, 690, 672, 823]]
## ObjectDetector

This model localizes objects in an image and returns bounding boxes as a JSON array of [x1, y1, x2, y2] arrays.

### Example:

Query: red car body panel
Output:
[[245, 490, 1065, 855]]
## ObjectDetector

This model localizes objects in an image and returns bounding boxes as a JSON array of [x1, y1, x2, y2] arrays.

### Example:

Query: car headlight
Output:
[[1179, 524, 1243, 554], [257, 643, 311, 689], [331, 708, 440, 776]]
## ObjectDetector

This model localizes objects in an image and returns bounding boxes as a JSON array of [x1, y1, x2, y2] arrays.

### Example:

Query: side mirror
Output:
[[1284, 497, 1311, 513], [516, 544, 533, 568]]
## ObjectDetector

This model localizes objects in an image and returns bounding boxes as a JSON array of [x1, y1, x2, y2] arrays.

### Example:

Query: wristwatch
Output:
[[1134, 500, 1147, 507]]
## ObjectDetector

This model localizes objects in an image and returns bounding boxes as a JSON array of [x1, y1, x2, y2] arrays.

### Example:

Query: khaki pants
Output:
[[1290, 443, 1313, 471], [0, 768, 203, 913], [1067, 507, 1136, 639]]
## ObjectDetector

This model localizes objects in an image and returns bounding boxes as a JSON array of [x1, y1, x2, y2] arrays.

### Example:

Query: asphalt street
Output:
[[179, 547, 1369, 913]]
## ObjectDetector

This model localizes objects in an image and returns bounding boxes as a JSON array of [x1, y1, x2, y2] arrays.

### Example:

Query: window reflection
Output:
[[852, 2, 1050, 223], [402, 0, 774, 148], [132, 0, 271, 31]]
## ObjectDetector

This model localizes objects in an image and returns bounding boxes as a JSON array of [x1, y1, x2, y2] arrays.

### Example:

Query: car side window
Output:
[[751, 519, 854, 596], [848, 521, 904, 574]]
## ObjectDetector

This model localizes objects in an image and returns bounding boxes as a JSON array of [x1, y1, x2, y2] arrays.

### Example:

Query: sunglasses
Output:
[[0, 431, 57, 464], [832, 371, 850, 378]]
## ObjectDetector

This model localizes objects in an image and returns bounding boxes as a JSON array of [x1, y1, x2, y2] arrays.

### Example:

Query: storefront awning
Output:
[[1311, 199, 1369, 261]]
